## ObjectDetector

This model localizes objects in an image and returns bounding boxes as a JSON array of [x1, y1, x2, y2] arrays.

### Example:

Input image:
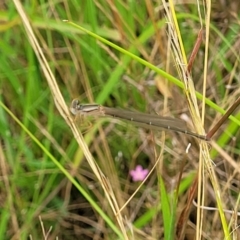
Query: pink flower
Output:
[[130, 165, 149, 182]]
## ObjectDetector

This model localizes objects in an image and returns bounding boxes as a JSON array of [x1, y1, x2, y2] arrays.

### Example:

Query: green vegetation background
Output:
[[0, 1, 239, 239]]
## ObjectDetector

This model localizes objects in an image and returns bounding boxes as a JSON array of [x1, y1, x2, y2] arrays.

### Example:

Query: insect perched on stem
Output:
[[70, 99, 208, 141]]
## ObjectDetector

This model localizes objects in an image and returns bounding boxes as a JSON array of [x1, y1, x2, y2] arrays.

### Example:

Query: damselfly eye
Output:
[[70, 99, 81, 115], [73, 99, 80, 108]]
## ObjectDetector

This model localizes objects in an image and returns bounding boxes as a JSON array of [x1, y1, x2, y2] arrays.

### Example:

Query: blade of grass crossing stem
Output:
[[207, 97, 240, 139], [66, 21, 240, 129]]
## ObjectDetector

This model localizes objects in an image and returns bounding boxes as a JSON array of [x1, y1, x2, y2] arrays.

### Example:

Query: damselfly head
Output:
[[70, 99, 81, 115]]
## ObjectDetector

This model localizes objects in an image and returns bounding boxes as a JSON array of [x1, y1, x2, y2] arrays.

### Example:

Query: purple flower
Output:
[[130, 165, 149, 182]]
